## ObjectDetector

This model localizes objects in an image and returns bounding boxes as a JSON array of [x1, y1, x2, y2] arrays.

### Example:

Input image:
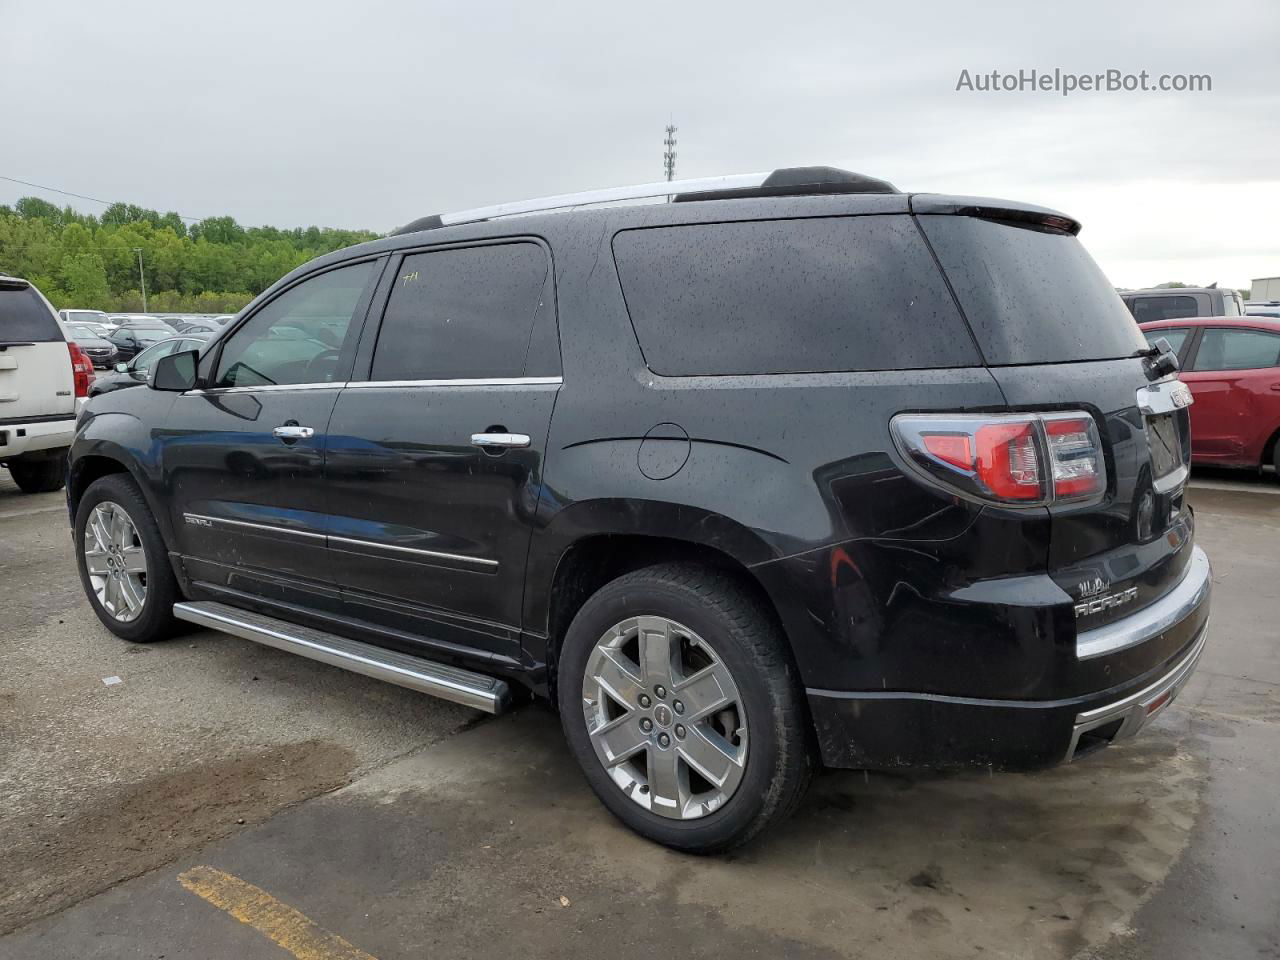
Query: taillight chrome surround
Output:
[[891, 411, 1107, 507]]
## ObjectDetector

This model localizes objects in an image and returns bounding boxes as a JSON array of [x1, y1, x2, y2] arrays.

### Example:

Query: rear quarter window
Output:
[[612, 216, 979, 376], [0, 286, 63, 342], [917, 215, 1147, 365]]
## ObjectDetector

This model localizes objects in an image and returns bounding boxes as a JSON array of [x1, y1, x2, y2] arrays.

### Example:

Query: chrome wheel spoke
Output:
[[678, 725, 742, 788], [638, 617, 674, 685], [84, 550, 111, 575], [117, 572, 145, 614], [674, 664, 733, 722], [593, 648, 644, 708], [647, 743, 687, 814], [120, 546, 147, 575], [591, 714, 646, 767]]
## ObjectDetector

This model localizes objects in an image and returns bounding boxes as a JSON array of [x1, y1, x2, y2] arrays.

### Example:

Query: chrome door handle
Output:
[[273, 425, 315, 440], [471, 432, 530, 449]]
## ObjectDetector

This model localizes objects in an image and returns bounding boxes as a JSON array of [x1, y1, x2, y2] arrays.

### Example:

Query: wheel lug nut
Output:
[[640, 718, 653, 732], [675, 724, 685, 739], [658, 733, 670, 748], [654, 685, 666, 699], [673, 700, 684, 715], [638, 694, 651, 708]]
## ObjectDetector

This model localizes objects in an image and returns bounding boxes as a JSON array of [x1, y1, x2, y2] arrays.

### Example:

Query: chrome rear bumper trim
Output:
[[173, 600, 511, 714], [1066, 620, 1207, 762], [1076, 546, 1210, 660]]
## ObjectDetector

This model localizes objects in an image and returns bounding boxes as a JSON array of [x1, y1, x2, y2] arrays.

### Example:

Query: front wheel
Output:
[[74, 473, 182, 642], [557, 563, 812, 853]]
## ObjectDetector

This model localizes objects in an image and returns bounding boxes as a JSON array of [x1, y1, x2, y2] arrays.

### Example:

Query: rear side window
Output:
[[612, 216, 978, 376], [370, 242, 555, 381], [0, 286, 62, 342], [1191, 328, 1280, 371], [1222, 293, 1241, 316], [918, 216, 1147, 365], [1132, 296, 1199, 323]]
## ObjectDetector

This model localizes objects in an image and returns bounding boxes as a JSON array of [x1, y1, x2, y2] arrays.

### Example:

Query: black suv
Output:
[[67, 167, 1211, 852]]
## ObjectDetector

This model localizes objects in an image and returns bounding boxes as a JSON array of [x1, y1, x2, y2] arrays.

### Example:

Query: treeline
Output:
[[0, 196, 380, 313]]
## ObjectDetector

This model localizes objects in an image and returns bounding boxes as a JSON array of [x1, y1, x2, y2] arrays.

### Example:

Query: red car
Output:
[[1139, 316, 1280, 475]]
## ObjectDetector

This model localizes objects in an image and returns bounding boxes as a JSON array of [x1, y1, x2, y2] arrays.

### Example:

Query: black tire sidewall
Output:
[[8, 455, 67, 493], [557, 567, 804, 852], [74, 474, 179, 642]]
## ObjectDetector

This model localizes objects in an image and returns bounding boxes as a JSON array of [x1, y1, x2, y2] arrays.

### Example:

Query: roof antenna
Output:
[[663, 122, 677, 183]]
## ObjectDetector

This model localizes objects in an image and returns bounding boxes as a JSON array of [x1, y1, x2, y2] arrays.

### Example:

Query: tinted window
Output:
[[1142, 327, 1191, 355], [1191, 328, 1280, 371], [0, 286, 62, 342], [214, 261, 373, 388], [612, 216, 977, 376], [1132, 296, 1199, 323], [370, 243, 553, 381], [918, 216, 1147, 365]]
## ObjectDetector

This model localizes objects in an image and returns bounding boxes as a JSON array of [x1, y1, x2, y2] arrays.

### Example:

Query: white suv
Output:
[[1, 276, 94, 493]]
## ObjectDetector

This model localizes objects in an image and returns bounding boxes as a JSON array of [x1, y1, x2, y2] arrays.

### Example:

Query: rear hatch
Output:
[[0, 278, 74, 421], [914, 202, 1202, 686]]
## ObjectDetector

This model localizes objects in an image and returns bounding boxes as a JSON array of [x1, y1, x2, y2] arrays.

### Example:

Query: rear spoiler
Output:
[[909, 194, 1082, 235], [0, 275, 32, 290]]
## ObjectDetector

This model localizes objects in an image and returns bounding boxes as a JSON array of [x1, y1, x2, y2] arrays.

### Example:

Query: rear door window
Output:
[[0, 285, 62, 342], [1131, 296, 1200, 323], [917, 215, 1147, 365], [369, 242, 555, 381], [1191, 328, 1280, 371], [1142, 327, 1191, 356], [612, 216, 978, 376]]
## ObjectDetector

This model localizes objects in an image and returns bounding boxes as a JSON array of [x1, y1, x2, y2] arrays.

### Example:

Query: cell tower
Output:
[[663, 124, 677, 182]]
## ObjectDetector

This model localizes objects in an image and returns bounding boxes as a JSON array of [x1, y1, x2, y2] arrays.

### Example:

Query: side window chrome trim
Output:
[[185, 382, 350, 396], [345, 376, 563, 389]]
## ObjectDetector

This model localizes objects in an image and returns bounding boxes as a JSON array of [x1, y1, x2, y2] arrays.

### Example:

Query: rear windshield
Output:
[[612, 216, 980, 376], [1, 286, 62, 342], [917, 215, 1147, 365]]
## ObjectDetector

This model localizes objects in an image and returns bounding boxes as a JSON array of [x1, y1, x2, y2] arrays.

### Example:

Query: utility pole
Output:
[[663, 124, 677, 182], [133, 247, 148, 313]]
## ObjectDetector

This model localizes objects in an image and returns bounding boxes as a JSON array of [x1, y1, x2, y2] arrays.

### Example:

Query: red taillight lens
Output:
[[975, 421, 1042, 500], [68, 342, 95, 398], [892, 411, 1105, 506]]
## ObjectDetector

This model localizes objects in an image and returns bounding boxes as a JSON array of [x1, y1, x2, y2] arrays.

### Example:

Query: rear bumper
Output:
[[0, 416, 75, 460], [808, 551, 1211, 770]]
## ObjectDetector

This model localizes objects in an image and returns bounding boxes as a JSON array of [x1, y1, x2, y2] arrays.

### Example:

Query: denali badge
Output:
[[1075, 585, 1138, 618]]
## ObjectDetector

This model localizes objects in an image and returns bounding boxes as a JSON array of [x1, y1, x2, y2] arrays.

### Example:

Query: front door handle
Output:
[[1270, 383, 1280, 392], [471, 432, 531, 449], [273, 424, 315, 440]]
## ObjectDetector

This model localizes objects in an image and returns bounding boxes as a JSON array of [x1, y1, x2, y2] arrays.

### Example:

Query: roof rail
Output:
[[392, 166, 898, 236]]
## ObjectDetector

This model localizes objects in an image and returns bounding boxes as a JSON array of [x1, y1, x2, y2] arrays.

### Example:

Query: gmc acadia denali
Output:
[[67, 168, 1211, 851]]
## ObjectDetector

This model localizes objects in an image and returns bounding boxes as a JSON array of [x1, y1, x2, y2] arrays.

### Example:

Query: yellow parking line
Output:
[[178, 865, 378, 960]]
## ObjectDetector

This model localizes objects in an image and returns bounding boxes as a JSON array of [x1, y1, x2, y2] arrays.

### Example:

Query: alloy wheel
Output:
[[582, 615, 748, 820], [83, 501, 148, 622]]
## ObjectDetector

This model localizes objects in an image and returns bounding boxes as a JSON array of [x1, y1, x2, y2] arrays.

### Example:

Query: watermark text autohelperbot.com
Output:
[[956, 68, 1211, 96]]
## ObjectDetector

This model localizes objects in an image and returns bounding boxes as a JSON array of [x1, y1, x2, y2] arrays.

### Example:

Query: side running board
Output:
[[173, 600, 511, 714]]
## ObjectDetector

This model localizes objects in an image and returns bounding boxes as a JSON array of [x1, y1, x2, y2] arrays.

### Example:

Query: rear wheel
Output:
[[7, 454, 68, 493], [557, 563, 812, 853], [74, 473, 181, 642]]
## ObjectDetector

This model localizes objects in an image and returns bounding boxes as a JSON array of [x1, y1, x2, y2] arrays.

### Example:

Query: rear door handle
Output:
[[273, 425, 315, 440], [1270, 383, 1280, 392], [471, 432, 530, 449]]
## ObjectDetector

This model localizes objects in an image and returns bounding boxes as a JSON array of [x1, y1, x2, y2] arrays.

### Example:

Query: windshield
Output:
[[66, 325, 101, 341], [917, 215, 1147, 365]]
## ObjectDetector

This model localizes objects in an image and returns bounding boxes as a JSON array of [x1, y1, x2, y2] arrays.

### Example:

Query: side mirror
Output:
[[149, 349, 199, 392], [114, 362, 129, 373]]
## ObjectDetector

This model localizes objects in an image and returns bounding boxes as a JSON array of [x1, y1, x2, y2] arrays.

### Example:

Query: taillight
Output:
[[68, 342, 95, 398], [892, 411, 1105, 506]]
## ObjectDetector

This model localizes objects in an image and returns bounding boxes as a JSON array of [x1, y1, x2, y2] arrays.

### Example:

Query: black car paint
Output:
[[68, 191, 1205, 771]]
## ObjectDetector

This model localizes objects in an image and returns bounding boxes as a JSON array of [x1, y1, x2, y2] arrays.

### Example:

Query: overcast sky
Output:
[[3, 0, 1277, 289]]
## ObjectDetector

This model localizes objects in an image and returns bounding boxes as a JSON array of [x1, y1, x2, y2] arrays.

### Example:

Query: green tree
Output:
[[59, 252, 110, 306]]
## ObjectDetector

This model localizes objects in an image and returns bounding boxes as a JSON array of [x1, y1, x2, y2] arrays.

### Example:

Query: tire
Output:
[[1272, 443, 1280, 482], [74, 473, 182, 643], [7, 454, 68, 493], [557, 563, 812, 853]]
